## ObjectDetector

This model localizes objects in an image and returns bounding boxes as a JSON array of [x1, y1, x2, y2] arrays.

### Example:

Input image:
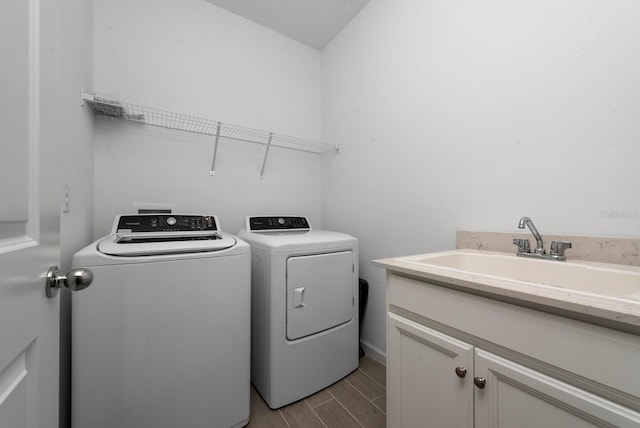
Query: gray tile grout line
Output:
[[350, 368, 386, 404], [323, 389, 367, 428], [362, 357, 386, 370], [277, 408, 293, 428], [351, 360, 388, 417], [357, 364, 386, 390], [305, 398, 330, 428], [344, 376, 382, 408], [255, 357, 387, 428], [306, 394, 334, 410], [369, 391, 385, 402], [370, 395, 386, 415]]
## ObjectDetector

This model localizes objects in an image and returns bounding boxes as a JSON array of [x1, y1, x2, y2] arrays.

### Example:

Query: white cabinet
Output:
[[385, 273, 640, 428], [388, 313, 473, 428], [475, 349, 640, 428]]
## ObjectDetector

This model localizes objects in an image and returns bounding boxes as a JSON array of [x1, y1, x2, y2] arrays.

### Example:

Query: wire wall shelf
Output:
[[81, 91, 337, 176]]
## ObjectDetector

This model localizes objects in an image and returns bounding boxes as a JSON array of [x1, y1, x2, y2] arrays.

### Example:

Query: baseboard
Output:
[[360, 340, 386, 367]]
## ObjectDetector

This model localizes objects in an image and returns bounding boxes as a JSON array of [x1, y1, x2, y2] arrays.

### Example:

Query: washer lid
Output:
[[98, 231, 237, 256], [238, 228, 356, 253]]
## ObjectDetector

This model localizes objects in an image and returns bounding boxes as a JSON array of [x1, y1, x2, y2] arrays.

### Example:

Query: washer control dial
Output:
[[166, 216, 177, 226]]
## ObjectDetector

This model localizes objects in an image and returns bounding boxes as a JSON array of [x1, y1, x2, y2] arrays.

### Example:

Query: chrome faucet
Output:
[[513, 216, 572, 261], [518, 216, 545, 255]]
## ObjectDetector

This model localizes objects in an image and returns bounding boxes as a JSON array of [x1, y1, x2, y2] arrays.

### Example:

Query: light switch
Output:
[[62, 183, 70, 213]]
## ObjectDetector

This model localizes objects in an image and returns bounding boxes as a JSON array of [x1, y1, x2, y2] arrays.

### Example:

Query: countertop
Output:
[[374, 249, 640, 335]]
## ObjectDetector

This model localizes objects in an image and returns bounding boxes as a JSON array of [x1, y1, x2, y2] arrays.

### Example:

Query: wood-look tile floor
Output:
[[247, 356, 386, 428]]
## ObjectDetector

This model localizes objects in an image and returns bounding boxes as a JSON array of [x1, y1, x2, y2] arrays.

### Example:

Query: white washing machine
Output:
[[71, 214, 250, 428], [238, 216, 359, 409]]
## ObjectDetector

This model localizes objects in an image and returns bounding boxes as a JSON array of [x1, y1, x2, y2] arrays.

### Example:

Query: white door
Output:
[[0, 0, 61, 426], [387, 313, 474, 428], [286, 251, 354, 340], [474, 349, 640, 428]]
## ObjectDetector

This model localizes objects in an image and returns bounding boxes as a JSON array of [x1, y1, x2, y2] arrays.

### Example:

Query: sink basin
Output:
[[397, 250, 640, 301], [375, 249, 640, 331]]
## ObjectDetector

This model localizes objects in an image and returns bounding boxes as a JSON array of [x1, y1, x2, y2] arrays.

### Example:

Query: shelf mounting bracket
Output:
[[209, 123, 221, 176], [260, 133, 274, 178]]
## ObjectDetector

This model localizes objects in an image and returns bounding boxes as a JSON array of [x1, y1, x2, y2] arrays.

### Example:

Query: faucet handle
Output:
[[513, 238, 531, 253], [550, 241, 572, 257]]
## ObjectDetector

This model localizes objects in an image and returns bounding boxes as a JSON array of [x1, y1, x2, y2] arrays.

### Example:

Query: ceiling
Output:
[[204, 0, 370, 50]]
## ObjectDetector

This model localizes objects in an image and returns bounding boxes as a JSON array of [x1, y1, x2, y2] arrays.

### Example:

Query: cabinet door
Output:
[[474, 349, 640, 428], [388, 313, 474, 428]]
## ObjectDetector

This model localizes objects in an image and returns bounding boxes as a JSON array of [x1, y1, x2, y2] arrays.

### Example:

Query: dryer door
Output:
[[286, 251, 354, 340]]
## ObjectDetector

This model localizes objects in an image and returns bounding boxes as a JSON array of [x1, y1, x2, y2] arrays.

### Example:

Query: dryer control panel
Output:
[[248, 216, 310, 232], [115, 215, 219, 233]]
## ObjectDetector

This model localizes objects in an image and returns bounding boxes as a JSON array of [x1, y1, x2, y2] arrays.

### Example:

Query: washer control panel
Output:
[[115, 215, 218, 232], [248, 216, 310, 231]]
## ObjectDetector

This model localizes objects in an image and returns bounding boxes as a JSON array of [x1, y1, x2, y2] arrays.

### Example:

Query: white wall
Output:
[[41, 0, 95, 427], [92, 0, 324, 237], [322, 0, 640, 358], [58, 0, 94, 272]]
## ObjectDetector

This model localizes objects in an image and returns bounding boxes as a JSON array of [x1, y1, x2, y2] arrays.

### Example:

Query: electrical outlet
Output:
[[62, 183, 70, 213]]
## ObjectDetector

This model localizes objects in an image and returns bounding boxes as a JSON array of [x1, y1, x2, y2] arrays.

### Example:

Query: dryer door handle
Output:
[[293, 287, 306, 308]]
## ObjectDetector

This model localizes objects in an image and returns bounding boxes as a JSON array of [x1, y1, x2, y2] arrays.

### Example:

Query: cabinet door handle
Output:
[[473, 377, 486, 389], [455, 367, 467, 378]]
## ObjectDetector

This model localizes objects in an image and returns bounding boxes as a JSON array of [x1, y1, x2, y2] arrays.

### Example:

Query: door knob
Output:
[[455, 367, 467, 378], [45, 266, 93, 297], [473, 377, 487, 389]]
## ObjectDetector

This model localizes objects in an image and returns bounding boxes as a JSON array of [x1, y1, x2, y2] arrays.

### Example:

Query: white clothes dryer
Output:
[[71, 214, 250, 428], [238, 216, 359, 409]]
